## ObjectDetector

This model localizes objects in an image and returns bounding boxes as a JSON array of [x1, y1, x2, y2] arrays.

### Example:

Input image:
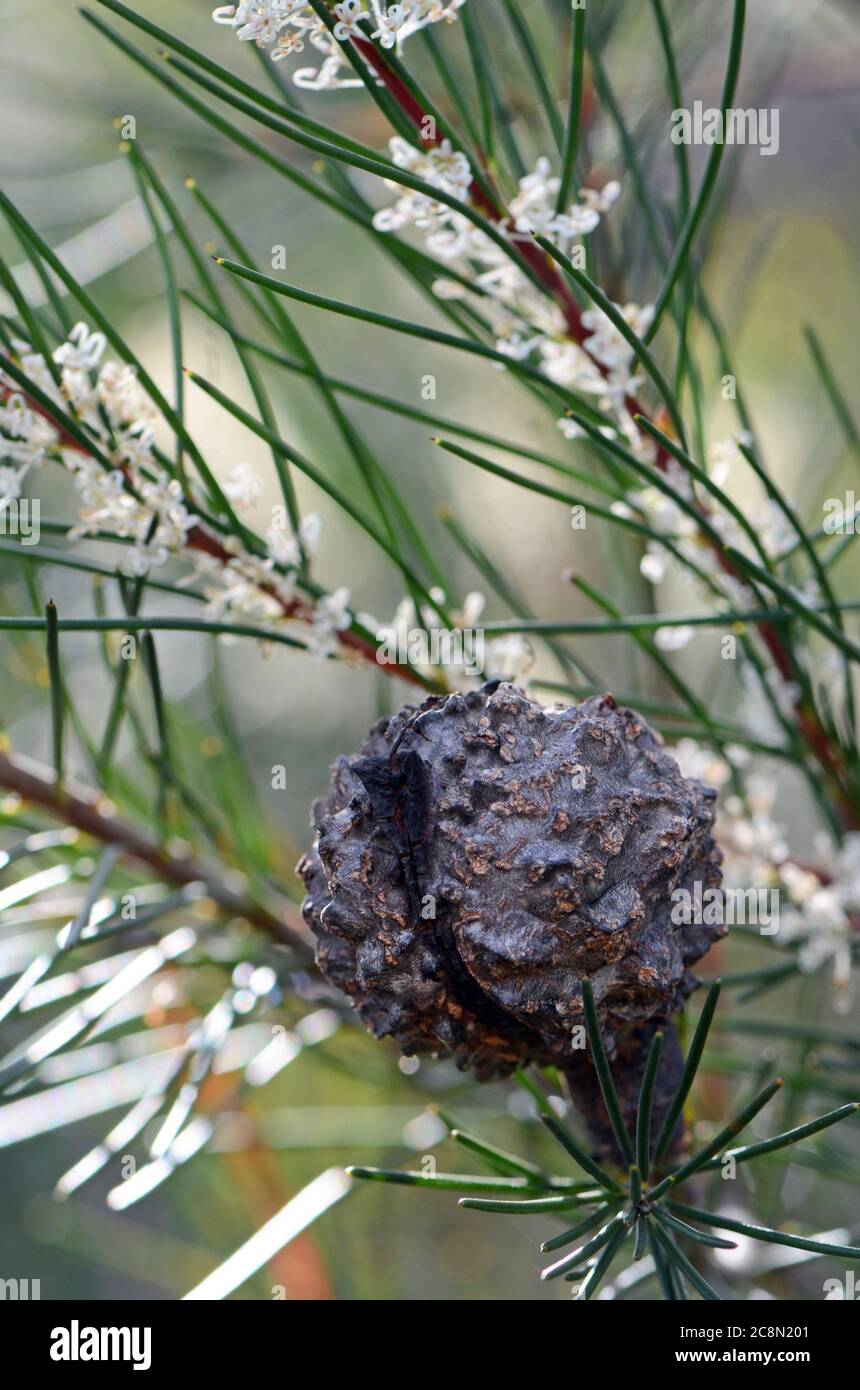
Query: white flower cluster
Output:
[[212, 1, 465, 87], [1, 324, 193, 575], [189, 514, 351, 658], [366, 588, 533, 686], [632, 433, 814, 606], [672, 738, 859, 1011], [779, 835, 860, 1010], [610, 433, 809, 710], [214, 7, 652, 454], [0, 390, 57, 497], [1, 326, 352, 657], [372, 141, 649, 448]]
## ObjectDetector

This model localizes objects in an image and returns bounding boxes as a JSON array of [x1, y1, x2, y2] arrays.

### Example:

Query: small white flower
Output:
[[558, 417, 584, 441], [111, 422, 153, 468], [308, 586, 352, 656], [333, 0, 365, 41], [654, 623, 695, 652], [609, 499, 633, 520], [456, 590, 485, 628], [432, 277, 468, 301], [485, 633, 534, 680], [579, 181, 621, 214], [273, 30, 305, 58], [267, 511, 322, 567], [640, 544, 669, 585], [223, 462, 262, 510], [372, 3, 406, 47], [0, 465, 24, 502], [53, 322, 107, 373]]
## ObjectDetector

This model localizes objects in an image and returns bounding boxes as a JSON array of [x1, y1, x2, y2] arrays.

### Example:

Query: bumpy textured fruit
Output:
[[298, 683, 724, 1118]]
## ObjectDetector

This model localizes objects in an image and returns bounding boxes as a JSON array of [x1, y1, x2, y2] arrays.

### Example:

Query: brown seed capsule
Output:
[[298, 682, 724, 1156]]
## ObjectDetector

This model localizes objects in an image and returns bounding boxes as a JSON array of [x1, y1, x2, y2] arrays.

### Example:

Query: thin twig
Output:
[[0, 748, 310, 953]]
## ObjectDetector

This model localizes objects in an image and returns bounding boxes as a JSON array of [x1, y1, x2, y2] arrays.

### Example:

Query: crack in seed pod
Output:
[[298, 682, 724, 1156]]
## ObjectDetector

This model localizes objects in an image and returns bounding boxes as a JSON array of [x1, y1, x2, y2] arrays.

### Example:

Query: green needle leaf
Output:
[[540, 1113, 624, 1195], [645, 0, 747, 341], [647, 1222, 676, 1300], [445, 1127, 549, 1184], [652, 1207, 737, 1251], [556, 2, 587, 210], [125, 145, 184, 477], [628, 1163, 642, 1208], [541, 1212, 625, 1281], [432, 437, 659, 544], [580, 976, 634, 1166], [652, 1224, 722, 1300], [668, 1201, 860, 1261], [346, 1168, 541, 1194], [649, 0, 690, 219], [698, 1102, 859, 1171], [636, 1030, 663, 1183], [458, 1194, 599, 1214], [654, 981, 721, 1162], [45, 600, 64, 784], [460, 2, 495, 172], [649, 1077, 784, 1199], [804, 324, 860, 462], [541, 1205, 614, 1253], [574, 1222, 630, 1300], [633, 1214, 649, 1262], [501, 0, 564, 150]]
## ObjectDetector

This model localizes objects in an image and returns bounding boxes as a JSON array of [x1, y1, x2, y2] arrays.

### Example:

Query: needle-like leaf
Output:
[[580, 976, 634, 1166], [654, 981, 722, 1161]]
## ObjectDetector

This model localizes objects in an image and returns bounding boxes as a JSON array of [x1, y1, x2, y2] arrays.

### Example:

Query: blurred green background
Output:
[[0, 0, 858, 1299]]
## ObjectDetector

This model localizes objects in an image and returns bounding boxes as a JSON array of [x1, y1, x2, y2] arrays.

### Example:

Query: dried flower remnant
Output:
[[299, 682, 724, 1158]]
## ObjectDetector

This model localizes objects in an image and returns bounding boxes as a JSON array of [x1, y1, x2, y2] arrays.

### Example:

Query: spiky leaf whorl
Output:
[[298, 683, 723, 1082]]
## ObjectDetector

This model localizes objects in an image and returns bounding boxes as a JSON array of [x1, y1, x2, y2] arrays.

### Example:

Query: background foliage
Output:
[[0, 0, 858, 1299]]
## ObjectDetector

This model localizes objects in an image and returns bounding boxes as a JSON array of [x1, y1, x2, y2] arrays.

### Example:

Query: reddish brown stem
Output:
[[165, 521, 433, 688], [350, 31, 660, 451], [1, 378, 434, 693], [0, 749, 310, 952], [347, 23, 858, 829]]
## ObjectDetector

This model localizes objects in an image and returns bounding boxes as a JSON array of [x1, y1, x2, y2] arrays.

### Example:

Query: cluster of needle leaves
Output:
[[350, 981, 860, 1299]]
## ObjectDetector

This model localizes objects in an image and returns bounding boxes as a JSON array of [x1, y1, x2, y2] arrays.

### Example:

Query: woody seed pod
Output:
[[298, 682, 724, 1159]]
